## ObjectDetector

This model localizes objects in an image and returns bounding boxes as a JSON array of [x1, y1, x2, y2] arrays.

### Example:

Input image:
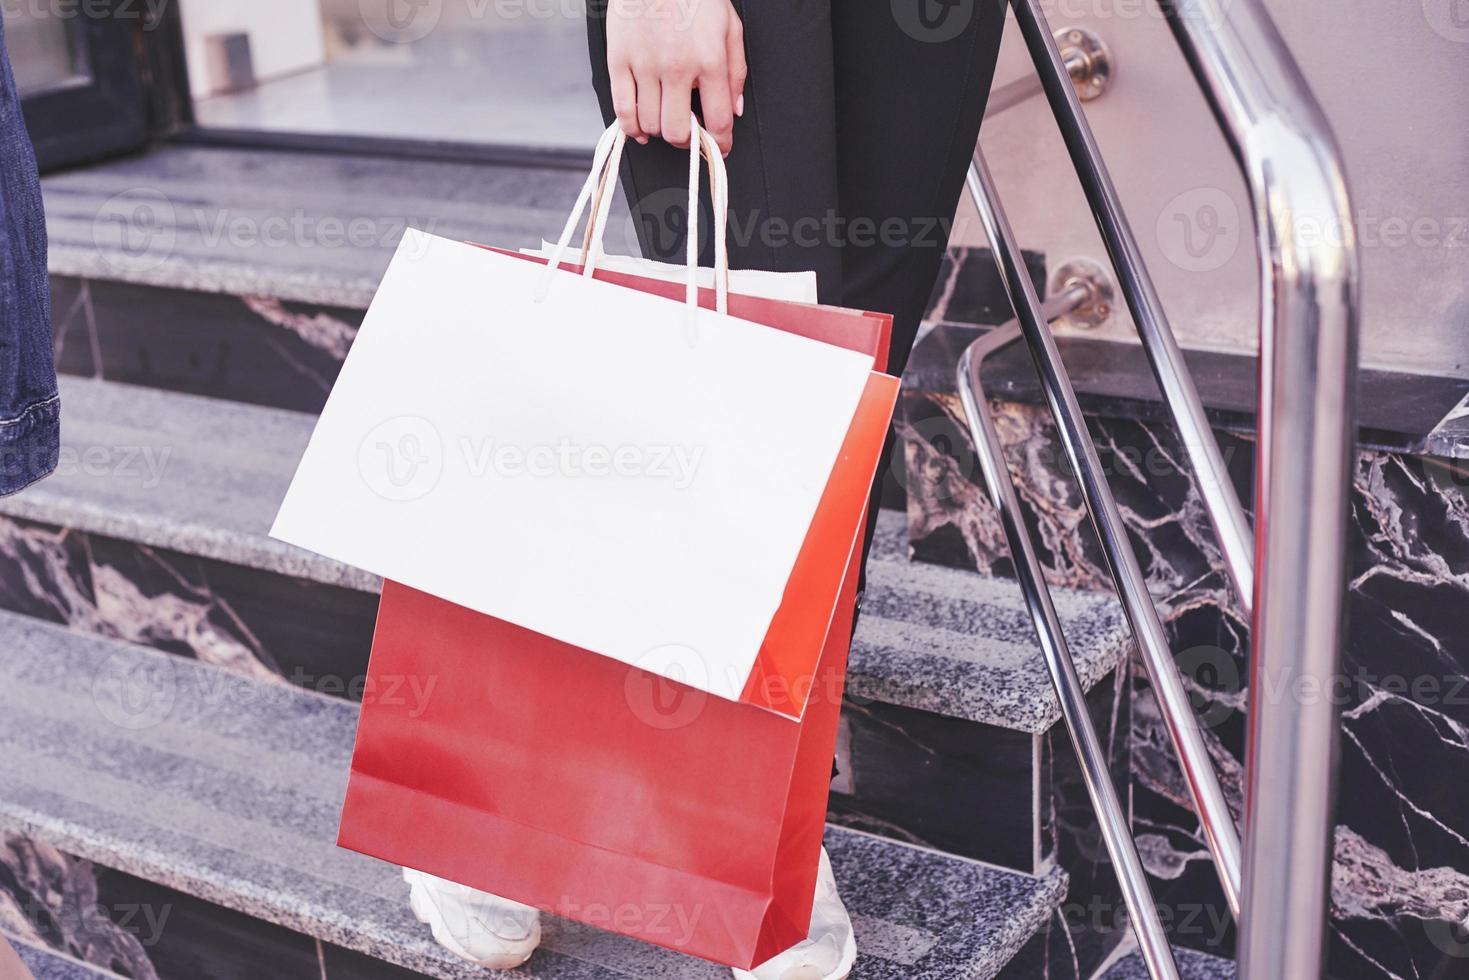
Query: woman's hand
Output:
[[605, 0, 747, 155]]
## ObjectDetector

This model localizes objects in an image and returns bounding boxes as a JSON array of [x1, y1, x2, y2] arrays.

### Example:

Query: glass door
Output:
[[179, 0, 602, 154], [10, 1, 149, 170]]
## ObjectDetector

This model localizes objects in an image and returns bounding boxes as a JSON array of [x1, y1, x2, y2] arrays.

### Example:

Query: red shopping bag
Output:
[[336, 266, 897, 968], [481, 244, 894, 375]]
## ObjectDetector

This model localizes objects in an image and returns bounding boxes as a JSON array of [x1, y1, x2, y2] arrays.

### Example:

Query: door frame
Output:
[[18, 0, 191, 172]]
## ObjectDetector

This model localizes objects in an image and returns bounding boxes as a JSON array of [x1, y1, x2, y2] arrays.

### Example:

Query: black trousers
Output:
[[585, 0, 1006, 590]]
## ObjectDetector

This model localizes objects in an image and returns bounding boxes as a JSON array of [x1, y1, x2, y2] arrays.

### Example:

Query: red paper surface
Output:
[[338, 258, 897, 967]]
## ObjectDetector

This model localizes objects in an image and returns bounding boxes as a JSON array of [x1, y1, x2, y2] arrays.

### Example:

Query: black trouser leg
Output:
[[585, 0, 844, 301], [831, 0, 1009, 587], [585, 0, 1006, 587]]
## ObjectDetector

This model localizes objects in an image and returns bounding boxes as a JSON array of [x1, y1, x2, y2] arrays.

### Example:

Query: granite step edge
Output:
[[1093, 943, 1236, 980], [48, 242, 383, 311], [0, 377, 1131, 732], [7, 934, 122, 980], [42, 143, 592, 311], [0, 612, 1070, 980], [0, 799, 510, 980], [1, 796, 1068, 980]]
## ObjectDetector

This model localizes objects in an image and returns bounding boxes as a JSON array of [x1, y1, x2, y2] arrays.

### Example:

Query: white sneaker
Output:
[[402, 867, 542, 969], [732, 849, 857, 980]]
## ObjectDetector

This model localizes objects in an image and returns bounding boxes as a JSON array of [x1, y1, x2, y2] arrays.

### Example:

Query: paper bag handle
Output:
[[580, 125, 728, 281], [541, 117, 730, 315]]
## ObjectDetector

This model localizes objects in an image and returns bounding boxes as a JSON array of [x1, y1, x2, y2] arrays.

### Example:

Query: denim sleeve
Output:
[[0, 13, 60, 495]]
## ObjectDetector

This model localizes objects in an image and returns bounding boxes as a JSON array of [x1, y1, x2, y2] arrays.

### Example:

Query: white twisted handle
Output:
[[542, 117, 730, 315]]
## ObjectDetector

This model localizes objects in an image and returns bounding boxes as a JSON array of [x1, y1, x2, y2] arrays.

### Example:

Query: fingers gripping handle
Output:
[[542, 117, 730, 315]]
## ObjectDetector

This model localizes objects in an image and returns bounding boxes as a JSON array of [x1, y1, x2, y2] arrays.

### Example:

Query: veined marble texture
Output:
[[51, 275, 364, 415], [0, 834, 158, 979], [900, 383, 1469, 979], [0, 515, 379, 699], [0, 833, 426, 980]]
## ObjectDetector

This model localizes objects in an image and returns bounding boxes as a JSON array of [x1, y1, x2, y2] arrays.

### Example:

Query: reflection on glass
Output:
[[186, 0, 602, 149], [7, 7, 91, 96]]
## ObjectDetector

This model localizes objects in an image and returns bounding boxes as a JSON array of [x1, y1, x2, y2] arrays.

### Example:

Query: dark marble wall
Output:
[[899, 374, 1469, 979], [0, 515, 379, 697], [0, 512, 1145, 975], [52, 275, 363, 415]]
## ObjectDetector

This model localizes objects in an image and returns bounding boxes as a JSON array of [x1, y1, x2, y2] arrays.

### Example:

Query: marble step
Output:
[[43, 144, 593, 311], [0, 376, 1131, 734], [9, 937, 119, 980], [41, 145, 618, 414], [0, 611, 1068, 980], [1094, 946, 1235, 979]]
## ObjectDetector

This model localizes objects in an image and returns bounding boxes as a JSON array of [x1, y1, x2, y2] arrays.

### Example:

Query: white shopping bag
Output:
[[272, 123, 873, 704], [522, 241, 819, 305]]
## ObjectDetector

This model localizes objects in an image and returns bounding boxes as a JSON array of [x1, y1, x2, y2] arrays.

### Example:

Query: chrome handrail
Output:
[[965, 148, 1245, 918], [984, 27, 1110, 118], [1008, 0, 1256, 619], [953, 0, 1358, 974], [1160, 0, 1361, 977], [959, 318, 1181, 980]]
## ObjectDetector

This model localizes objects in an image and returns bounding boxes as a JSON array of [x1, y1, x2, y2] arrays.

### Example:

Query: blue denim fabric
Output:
[[0, 13, 59, 495]]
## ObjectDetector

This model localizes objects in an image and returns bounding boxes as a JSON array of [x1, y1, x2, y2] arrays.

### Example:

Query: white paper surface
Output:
[[526, 241, 820, 305], [271, 229, 872, 704]]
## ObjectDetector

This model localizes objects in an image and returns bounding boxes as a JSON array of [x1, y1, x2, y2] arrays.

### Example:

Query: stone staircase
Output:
[[0, 609, 1074, 980], [1094, 948, 1234, 980], [10, 937, 118, 980], [0, 142, 1234, 978]]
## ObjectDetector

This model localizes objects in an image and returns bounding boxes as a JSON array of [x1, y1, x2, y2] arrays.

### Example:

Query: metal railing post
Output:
[[1007, 0, 1257, 619], [966, 148, 1244, 917], [959, 322, 1180, 980], [1158, 0, 1361, 976]]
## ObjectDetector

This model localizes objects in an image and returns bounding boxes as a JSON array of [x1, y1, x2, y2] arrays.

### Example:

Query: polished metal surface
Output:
[[1009, 0, 1257, 621], [985, 27, 1112, 118], [1046, 258, 1115, 330], [966, 148, 1245, 921], [1159, 0, 1361, 976], [1057, 27, 1113, 102], [978, 0, 1465, 380], [958, 318, 1180, 980]]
